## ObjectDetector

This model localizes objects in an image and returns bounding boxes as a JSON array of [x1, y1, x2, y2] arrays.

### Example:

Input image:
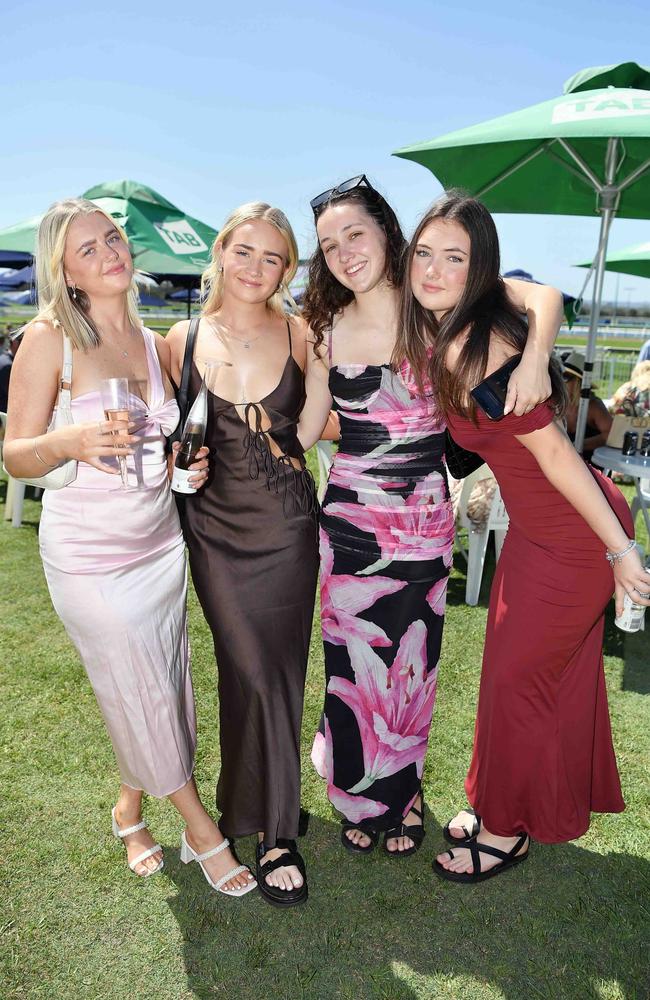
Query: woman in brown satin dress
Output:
[[167, 203, 319, 907]]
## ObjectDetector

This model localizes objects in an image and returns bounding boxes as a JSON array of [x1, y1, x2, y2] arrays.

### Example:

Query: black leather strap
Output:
[[466, 832, 528, 871], [177, 316, 201, 429]]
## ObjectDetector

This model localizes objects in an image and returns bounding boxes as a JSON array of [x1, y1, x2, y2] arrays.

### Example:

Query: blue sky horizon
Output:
[[3, 0, 650, 303]]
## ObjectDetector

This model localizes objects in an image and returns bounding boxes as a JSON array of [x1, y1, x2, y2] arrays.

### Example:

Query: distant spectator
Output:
[[638, 338, 650, 363], [0, 329, 23, 412], [562, 351, 613, 461], [611, 360, 650, 416]]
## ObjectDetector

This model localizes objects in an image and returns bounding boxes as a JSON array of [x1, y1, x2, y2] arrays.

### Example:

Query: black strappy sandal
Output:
[[340, 822, 379, 855], [433, 833, 529, 884], [255, 839, 308, 907], [383, 795, 426, 858], [442, 807, 481, 845]]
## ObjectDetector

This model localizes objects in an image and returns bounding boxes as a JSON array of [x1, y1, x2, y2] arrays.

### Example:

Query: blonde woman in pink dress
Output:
[[4, 199, 255, 897]]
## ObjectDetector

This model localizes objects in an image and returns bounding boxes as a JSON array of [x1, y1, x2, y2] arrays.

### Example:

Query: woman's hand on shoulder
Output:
[[503, 346, 552, 417], [502, 279, 563, 415]]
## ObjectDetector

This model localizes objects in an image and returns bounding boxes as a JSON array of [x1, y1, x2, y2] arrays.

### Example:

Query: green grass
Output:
[[559, 335, 646, 351], [1, 472, 649, 1000]]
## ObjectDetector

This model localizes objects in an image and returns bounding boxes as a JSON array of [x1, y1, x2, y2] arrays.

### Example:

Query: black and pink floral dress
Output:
[[311, 358, 455, 832]]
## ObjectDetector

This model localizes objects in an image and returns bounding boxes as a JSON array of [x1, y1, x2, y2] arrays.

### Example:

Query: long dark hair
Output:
[[302, 183, 406, 355], [400, 191, 566, 421]]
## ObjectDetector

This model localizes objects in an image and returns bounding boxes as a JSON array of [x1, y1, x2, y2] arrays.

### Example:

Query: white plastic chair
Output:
[[315, 440, 334, 503], [1, 411, 32, 527], [455, 465, 509, 606]]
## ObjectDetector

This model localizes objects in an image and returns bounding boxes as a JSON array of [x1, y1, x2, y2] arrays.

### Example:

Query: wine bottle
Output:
[[171, 371, 209, 495]]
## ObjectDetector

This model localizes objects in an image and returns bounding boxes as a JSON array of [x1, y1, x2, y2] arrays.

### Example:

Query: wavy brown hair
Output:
[[401, 192, 566, 421], [302, 183, 406, 356]]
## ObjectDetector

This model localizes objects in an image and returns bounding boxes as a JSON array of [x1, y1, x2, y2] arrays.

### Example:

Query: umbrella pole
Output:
[[574, 138, 619, 453]]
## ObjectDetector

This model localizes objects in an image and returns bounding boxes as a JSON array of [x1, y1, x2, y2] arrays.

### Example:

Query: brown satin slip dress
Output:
[[182, 320, 319, 844]]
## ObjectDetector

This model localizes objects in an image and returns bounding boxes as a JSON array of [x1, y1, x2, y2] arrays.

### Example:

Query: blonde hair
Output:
[[35, 197, 140, 351], [201, 202, 299, 317], [630, 360, 650, 392]]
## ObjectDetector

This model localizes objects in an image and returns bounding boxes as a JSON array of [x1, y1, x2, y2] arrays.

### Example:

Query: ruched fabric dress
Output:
[[182, 323, 318, 845], [39, 328, 196, 798], [312, 358, 455, 833], [445, 402, 630, 843]]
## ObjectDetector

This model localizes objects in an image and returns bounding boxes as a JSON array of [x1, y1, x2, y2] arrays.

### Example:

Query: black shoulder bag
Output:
[[170, 316, 201, 445], [444, 430, 485, 481], [171, 316, 201, 524]]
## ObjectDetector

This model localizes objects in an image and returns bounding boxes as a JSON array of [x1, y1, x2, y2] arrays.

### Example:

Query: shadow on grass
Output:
[[161, 810, 649, 1000]]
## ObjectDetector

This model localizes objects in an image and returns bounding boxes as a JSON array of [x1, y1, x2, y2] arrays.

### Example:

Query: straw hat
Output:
[[562, 351, 585, 380]]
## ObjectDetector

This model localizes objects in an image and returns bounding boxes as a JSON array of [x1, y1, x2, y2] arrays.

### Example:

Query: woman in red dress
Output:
[[402, 193, 650, 883]]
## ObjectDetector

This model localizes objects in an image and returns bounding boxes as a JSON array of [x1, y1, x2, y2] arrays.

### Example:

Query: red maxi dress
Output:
[[445, 402, 631, 843]]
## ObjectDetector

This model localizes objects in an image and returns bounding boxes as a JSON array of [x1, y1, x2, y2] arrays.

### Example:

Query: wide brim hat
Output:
[[562, 351, 585, 380]]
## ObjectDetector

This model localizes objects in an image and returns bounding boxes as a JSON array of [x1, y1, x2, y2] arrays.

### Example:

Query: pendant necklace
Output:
[[217, 326, 263, 350]]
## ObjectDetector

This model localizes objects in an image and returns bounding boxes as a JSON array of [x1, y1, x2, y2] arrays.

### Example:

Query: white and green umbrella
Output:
[[0, 180, 219, 317], [394, 62, 650, 449], [577, 239, 650, 280]]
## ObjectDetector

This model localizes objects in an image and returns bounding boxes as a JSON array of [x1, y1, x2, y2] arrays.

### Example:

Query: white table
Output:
[[593, 446, 650, 540]]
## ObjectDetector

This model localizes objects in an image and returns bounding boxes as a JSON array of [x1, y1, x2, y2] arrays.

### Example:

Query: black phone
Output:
[[470, 354, 523, 420]]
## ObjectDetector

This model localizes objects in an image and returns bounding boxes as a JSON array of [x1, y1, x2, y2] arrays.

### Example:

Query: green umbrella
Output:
[[0, 180, 218, 317], [564, 61, 650, 95], [577, 240, 650, 280], [82, 180, 217, 279], [394, 67, 650, 450], [0, 214, 44, 255]]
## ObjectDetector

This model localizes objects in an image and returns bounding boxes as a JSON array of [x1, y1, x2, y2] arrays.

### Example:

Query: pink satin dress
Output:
[[39, 327, 196, 798]]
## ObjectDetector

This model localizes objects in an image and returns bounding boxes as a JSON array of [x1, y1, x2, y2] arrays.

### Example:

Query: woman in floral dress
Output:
[[298, 176, 564, 856]]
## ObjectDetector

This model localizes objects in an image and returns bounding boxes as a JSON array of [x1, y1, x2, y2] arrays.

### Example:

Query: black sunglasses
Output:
[[310, 174, 376, 215]]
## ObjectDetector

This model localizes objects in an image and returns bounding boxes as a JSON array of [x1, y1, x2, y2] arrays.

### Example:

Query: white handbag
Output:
[[12, 334, 78, 489]]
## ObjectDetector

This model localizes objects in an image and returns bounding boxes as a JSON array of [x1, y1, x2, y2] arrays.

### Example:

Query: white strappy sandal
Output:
[[111, 807, 164, 877], [180, 831, 256, 897]]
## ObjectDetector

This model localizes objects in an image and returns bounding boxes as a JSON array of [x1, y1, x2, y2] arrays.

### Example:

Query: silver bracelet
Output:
[[33, 438, 58, 469], [605, 539, 636, 565]]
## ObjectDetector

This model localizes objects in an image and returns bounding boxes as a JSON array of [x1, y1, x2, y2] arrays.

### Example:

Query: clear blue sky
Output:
[[4, 0, 650, 303]]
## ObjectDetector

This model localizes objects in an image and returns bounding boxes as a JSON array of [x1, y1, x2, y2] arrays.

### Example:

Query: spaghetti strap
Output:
[[327, 329, 333, 365], [286, 320, 292, 356], [140, 327, 164, 409]]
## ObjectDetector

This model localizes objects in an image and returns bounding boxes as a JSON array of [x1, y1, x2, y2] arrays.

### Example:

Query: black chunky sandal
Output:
[[442, 807, 481, 845], [433, 833, 529, 884], [383, 794, 425, 858], [340, 822, 379, 855], [255, 839, 308, 907]]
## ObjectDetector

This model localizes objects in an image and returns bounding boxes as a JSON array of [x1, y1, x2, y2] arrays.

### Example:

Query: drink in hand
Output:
[[100, 378, 131, 489], [104, 408, 129, 424], [171, 422, 206, 493], [171, 360, 229, 494]]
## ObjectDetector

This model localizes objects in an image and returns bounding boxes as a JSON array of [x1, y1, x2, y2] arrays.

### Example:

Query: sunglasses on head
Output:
[[310, 174, 376, 216]]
